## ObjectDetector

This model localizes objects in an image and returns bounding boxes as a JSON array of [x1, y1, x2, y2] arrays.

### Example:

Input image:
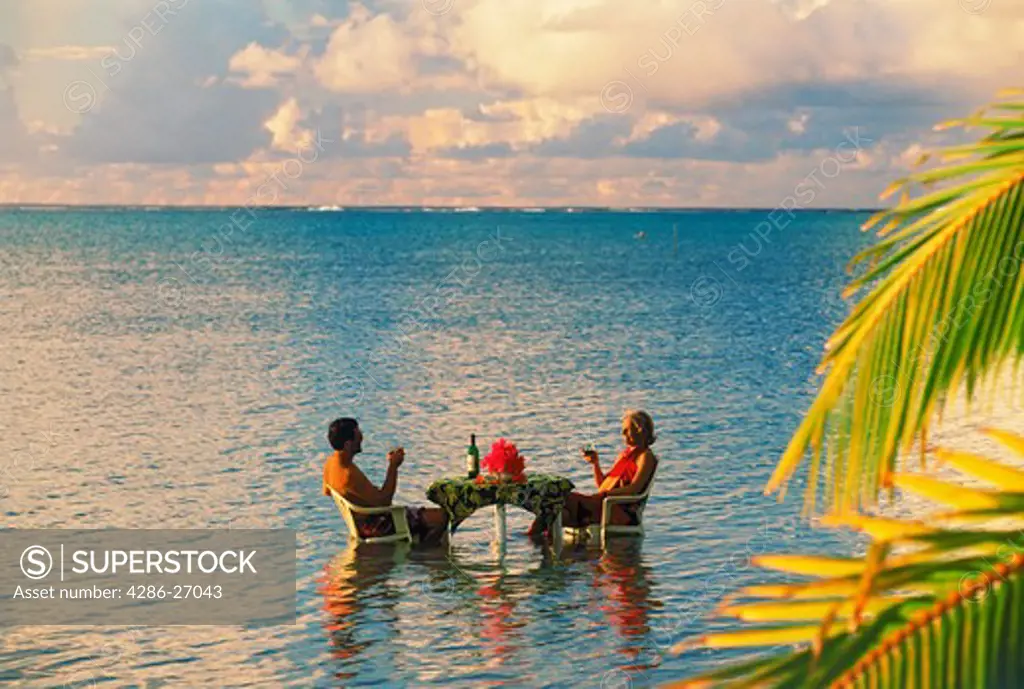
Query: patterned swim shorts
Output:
[[357, 506, 444, 543]]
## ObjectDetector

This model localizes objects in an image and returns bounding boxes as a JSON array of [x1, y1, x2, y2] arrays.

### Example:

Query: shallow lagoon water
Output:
[[0, 209, 872, 686]]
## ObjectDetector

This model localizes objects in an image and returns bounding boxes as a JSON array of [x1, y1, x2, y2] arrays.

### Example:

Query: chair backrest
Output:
[[633, 472, 655, 523], [639, 471, 655, 498], [327, 485, 363, 540]]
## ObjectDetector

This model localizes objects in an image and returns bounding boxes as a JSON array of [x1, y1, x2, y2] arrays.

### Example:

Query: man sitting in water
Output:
[[322, 417, 448, 545]]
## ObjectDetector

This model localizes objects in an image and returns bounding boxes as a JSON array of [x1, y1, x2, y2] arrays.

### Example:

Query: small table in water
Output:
[[426, 473, 575, 550]]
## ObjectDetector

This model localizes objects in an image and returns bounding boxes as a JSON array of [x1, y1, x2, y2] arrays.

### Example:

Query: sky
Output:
[[0, 0, 1021, 207]]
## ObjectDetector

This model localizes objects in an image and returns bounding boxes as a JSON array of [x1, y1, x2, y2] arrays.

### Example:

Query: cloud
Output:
[[360, 98, 607, 158], [264, 97, 313, 151], [770, 0, 836, 20], [24, 46, 117, 61], [530, 115, 633, 158], [0, 44, 20, 73], [333, 131, 410, 158], [313, 4, 417, 93], [309, 2, 472, 95], [63, 1, 284, 165], [65, 86, 278, 165], [437, 142, 514, 160], [0, 90, 31, 162], [3, 0, 1024, 206], [449, 0, 1021, 111], [311, 103, 412, 159], [228, 42, 305, 88], [256, 96, 413, 159], [0, 43, 32, 162]]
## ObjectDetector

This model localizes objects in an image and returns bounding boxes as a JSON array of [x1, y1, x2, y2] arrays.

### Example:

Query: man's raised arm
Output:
[[378, 447, 404, 504], [344, 447, 405, 507]]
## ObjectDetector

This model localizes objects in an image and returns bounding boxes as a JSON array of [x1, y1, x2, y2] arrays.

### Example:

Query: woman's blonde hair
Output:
[[623, 409, 656, 447]]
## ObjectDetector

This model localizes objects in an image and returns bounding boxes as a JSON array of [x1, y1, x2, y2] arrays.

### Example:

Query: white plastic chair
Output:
[[327, 485, 413, 545], [563, 477, 654, 549]]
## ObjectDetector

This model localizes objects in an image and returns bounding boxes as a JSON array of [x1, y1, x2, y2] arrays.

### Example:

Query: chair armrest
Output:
[[603, 492, 647, 505], [346, 503, 407, 515], [601, 492, 648, 528], [328, 486, 404, 514], [388, 506, 412, 541]]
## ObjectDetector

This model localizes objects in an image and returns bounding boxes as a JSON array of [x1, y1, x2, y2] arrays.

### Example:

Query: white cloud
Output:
[[24, 45, 117, 61], [228, 42, 305, 88], [771, 0, 835, 20], [309, 13, 332, 28], [263, 97, 312, 151], [3, 0, 1024, 206], [788, 113, 809, 134], [446, 0, 1023, 109], [362, 98, 604, 154], [313, 4, 417, 93]]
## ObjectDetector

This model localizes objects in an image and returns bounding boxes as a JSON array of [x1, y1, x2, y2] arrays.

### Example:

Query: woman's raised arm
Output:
[[582, 447, 605, 488]]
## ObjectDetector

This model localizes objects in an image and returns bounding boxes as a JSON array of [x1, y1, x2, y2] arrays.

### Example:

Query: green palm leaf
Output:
[[764, 92, 1024, 514], [674, 434, 1024, 688]]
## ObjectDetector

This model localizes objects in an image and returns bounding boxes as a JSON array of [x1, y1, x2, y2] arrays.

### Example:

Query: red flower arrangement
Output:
[[479, 438, 527, 482]]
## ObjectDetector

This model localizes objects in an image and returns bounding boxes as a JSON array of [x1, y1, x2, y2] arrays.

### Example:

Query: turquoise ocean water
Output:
[[0, 208, 873, 687]]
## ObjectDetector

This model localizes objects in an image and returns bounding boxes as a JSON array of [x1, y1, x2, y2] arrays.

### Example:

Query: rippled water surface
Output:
[[0, 209, 874, 687]]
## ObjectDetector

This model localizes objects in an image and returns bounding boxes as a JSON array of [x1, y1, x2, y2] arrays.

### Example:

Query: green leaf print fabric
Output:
[[426, 474, 575, 532]]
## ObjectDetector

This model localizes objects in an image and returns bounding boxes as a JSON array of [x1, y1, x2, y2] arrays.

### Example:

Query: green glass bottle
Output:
[[466, 434, 480, 479]]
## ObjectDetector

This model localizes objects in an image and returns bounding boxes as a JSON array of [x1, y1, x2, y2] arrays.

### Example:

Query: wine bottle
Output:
[[466, 434, 480, 479]]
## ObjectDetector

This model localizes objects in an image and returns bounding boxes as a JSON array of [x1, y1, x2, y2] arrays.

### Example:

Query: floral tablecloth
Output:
[[426, 474, 575, 533]]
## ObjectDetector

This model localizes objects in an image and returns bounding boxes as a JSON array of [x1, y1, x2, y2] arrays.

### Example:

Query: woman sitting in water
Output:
[[528, 410, 658, 536]]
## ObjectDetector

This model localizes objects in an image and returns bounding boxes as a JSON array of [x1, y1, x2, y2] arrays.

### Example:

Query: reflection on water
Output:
[[319, 544, 402, 683], [316, 539, 666, 687], [591, 545, 659, 668]]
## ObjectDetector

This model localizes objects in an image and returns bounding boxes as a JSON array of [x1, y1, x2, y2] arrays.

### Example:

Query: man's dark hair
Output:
[[328, 418, 359, 450]]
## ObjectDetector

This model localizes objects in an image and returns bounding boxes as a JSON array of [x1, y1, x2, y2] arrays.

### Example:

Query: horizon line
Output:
[[0, 203, 886, 212]]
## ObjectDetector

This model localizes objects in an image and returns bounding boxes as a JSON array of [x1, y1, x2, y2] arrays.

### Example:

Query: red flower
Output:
[[482, 438, 527, 478]]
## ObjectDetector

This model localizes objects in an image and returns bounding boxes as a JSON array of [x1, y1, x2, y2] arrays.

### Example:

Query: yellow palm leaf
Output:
[[681, 427, 1024, 687], [719, 596, 910, 623], [733, 574, 951, 601], [671, 624, 833, 652], [890, 473, 1002, 509], [750, 555, 865, 578], [936, 448, 1024, 490], [819, 514, 933, 541], [984, 427, 1024, 457]]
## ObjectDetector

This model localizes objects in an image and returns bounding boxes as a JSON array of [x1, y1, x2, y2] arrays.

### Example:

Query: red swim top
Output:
[[605, 446, 641, 486]]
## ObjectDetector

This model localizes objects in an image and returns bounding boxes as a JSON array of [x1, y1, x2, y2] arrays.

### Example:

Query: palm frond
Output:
[[765, 91, 1024, 514], [674, 434, 1024, 688]]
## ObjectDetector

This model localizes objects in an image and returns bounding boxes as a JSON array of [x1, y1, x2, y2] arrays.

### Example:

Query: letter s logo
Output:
[[63, 81, 97, 114], [20, 545, 53, 580], [600, 81, 633, 114]]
